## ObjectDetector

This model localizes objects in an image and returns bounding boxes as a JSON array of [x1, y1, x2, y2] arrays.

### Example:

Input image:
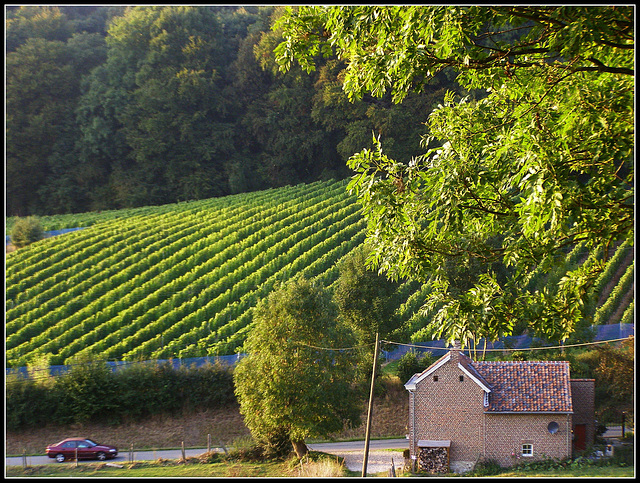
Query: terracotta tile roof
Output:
[[472, 360, 573, 413], [455, 351, 492, 391]]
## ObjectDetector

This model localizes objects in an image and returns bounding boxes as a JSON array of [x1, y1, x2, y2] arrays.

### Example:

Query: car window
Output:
[[85, 439, 98, 446], [61, 441, 76, 448], [77, 441, 91, 448]]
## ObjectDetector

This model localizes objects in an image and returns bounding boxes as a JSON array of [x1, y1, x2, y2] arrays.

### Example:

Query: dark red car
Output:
[[46, 438, 118, 463]]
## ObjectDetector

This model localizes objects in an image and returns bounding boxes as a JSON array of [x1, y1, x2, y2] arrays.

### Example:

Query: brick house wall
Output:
[[570, 379, 596, 452], [406, 350, 585, 472], [406, 350, 487, 472], [484, 413, 572, 467]]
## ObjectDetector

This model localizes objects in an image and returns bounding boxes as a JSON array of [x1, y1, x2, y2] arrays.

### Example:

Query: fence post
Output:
[[207, 434, 211, 453], [181, 441, 185, 461]]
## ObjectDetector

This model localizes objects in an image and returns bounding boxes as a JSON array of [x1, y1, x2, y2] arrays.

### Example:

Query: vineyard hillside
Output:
[[5, 179, 634, 368]]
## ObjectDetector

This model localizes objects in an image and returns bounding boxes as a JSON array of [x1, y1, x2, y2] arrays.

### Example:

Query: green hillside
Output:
[[5, 179, 633, 368]]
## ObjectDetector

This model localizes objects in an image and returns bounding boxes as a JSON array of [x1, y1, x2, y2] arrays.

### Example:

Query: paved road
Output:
[[6, 439, 408, 471], [5, 447, 220, 467]]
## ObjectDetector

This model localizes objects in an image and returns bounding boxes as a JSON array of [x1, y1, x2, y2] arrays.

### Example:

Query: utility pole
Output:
[[362, 332, 380, 477]]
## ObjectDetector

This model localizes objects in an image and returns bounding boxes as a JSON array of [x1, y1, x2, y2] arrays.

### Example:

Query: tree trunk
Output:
[[291, 440, 308, 459]]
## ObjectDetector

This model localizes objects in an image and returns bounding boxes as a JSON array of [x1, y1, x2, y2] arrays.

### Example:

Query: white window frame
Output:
[[521, 443, 534, 457]]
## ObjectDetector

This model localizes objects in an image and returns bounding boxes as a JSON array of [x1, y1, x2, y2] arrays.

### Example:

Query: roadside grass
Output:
[[5, 460, 284, 478], [6, 460, 634, 478], [494, 465, 634, 478], [5, 452, 352, 478]]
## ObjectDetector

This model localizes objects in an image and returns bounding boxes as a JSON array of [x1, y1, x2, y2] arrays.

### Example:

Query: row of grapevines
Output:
[[6, 209, 223, 321], [6, 197, 281, 350], [5, 182, 300, 281], [585, 240, 633, 314], [8, 182, 335, 364], [593, 261, 634, 326], [193, 219, 368, 357], [5, 184, 293, 285], [6, 180, 354, 366], [112, 191, 360, 361], [163, 211, 368, 359]]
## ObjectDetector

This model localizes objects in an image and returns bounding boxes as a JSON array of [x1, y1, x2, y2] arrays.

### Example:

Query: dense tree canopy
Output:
[[333, 244, 402, 347], [276, 6, 634, 345], [6, 5, 455, 216]]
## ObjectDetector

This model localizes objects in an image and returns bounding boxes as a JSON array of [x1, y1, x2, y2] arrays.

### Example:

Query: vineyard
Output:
[[5, 179, 634, 369]]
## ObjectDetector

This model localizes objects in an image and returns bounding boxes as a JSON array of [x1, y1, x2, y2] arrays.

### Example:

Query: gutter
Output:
[[484, 411, 573, 414]]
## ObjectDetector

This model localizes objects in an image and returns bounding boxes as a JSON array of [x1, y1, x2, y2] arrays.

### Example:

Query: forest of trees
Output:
[[5, 5, 458, 217]]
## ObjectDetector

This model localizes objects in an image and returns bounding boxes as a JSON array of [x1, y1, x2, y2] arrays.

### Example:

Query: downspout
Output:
[[409, 389, 415, 456], [567, 413, 571, 459], [482, 390, 490, 461]]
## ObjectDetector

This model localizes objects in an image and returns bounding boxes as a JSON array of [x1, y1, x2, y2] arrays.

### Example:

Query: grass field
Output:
[[495, 465, 634, 478], [5, 457, 634, 478], [5, 454, 349, 478]]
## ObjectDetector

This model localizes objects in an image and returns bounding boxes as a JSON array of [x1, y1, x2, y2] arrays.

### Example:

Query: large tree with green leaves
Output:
[[275, 6, 634, 346], [333, 244, 402, 347], [76, 6, 237, 207], [6, 33, 107, 215], [233, 276, 362, 459]]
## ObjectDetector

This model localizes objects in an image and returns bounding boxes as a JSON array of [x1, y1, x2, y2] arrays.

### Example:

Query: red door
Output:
[[574, 424, 587, 452]]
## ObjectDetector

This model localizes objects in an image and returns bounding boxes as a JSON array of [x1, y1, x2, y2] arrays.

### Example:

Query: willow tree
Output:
[[233, 276, 361, 459], [275, 6, 634, 346]]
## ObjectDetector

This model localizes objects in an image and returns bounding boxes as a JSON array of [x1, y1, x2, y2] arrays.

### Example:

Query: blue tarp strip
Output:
[[6, 227, 86, 244], [6, 324, 632, 377]]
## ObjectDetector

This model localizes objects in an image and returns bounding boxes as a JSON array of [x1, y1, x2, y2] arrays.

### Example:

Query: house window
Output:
[[433, 375, 438, 382], [459, 375, 464, 382], [483, 392, 489, 407], [521, 443, 533, 457]]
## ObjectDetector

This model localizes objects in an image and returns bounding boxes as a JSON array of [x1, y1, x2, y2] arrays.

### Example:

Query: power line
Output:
[[6, 336, 632, 385], [264, 335, 633, 354], [292, 340, 375, 351], [380, 336, 633, 353]]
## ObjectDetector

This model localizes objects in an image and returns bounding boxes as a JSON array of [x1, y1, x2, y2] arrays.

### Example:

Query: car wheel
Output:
[[55, 454, 66, 463], [96, 452, 106, 461]]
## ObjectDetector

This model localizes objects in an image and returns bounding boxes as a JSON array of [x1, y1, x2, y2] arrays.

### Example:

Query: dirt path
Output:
[[308, 439, 408, 475], [337, 450, 405, 475]]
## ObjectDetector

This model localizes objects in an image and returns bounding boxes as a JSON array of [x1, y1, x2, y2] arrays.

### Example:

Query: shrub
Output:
[[10, 216, 44, 248], [610, 442, 634, 466], [225, 436, 266, 462], [53, 357, 119, 424], [176, 361, 235, 409], [471, 458, 503, 476], [114, 361, 236, 418], [5, 359, 237, 429], [114, 362, 167, 420], [396, 350, 435, 383], [5, 373, 58, 431]]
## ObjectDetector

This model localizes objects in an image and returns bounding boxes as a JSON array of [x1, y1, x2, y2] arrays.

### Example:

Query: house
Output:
[[404, 348, 595, 473]]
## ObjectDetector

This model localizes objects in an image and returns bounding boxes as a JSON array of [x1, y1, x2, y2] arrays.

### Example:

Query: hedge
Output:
[[6, 360, 235, 431]]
